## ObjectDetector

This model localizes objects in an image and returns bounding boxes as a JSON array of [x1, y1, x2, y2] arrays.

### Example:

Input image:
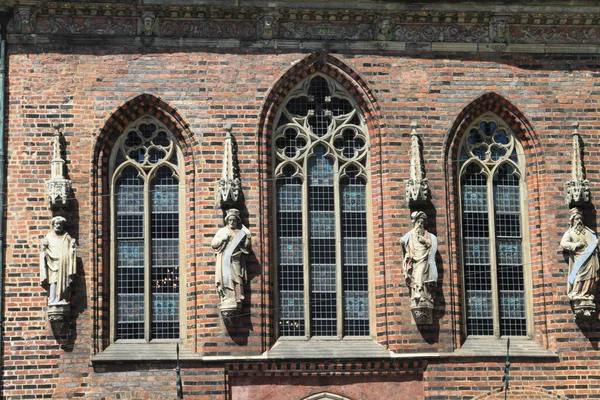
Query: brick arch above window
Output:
[[303, 393, 353, 400]]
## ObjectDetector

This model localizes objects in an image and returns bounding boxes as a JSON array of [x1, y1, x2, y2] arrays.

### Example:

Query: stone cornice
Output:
[[8, 2, 600, 53]]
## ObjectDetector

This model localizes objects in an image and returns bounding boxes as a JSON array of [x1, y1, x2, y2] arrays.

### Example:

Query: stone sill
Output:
[[450, 337, 557, 359], [91, 338, 556, 363], [91, 343, 201, 363]]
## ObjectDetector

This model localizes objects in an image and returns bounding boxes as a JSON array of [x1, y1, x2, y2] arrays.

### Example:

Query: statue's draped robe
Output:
[[561, 226, 600, 300], [401, 229, 438, 305], [40, 232, 77, 303], [212, 225, 250, 302]]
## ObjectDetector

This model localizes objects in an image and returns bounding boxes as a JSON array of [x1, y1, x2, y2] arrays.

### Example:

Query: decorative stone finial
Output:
[[46, 124, 72, 207], [216, 124, 243, 209], [405, 121, 430, 205], [565, 121, 590, 206]]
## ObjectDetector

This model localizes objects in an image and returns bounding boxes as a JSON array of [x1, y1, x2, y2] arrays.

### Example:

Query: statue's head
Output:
[[51, 216, 67, 234], [411, 211, 427, 226], [225, 208, 241, 228], [569, 207, 584, 231]]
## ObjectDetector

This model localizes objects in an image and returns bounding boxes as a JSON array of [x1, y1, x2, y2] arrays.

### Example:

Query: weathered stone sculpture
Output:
[[216, 124, 243, 209], [560, 207, 600, 322], [405, 121, 430, 205], [40, 216, 77, 332], [212, 208, 251, 322], [400, 211, 438, 324], [46, 123, 72, 207], [565, 121, 590, 206]]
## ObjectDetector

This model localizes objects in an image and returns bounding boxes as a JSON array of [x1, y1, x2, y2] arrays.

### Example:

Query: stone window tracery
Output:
[[458, 112, 530, 337], [110, 116, 184, 342], [274, 74, 371, 338]]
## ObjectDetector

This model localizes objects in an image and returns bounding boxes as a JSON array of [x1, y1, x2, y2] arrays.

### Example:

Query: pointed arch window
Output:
[[273, 74, 372, 338], [458, 112, 531, 337], [110, 116, 184, 342]]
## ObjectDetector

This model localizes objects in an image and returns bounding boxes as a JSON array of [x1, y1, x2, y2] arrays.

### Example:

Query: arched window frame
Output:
[[108, 115, 186, 343], [457, 111, 533, 338], [272, 73, 374, 340]]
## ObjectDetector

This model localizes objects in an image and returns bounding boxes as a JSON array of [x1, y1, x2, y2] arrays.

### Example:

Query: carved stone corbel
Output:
[[216, 124, 243, 209], [565, 121, 590, 206], [405, 121, 430, 205], [46, 123, 72, 208]]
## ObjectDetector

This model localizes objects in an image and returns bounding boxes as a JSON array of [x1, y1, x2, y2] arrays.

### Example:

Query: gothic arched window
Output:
[[273, 74, 372, 338], [109, 116, 184, 342], [458, 112, 531, 337]]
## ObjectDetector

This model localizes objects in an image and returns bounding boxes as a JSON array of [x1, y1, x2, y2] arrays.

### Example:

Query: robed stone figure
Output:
[[40, 216, 77, 304], [400, 211, 438, 313], [212, 209, 251, 307], [560, 208, 600, 302]]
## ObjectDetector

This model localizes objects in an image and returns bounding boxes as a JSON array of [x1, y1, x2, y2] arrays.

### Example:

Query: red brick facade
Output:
[[2, 1, 600, 399]]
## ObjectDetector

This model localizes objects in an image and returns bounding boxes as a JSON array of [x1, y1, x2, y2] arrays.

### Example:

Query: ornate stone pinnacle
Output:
[[405, 121, 430, 205], [46, 124, 72, 207], [216, 123, 242, 209], [565, 121, 590, 206]]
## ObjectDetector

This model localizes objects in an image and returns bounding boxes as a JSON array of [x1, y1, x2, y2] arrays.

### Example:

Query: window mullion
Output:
[[334, 160, 343, 339], [109, 179, 117, 344], [144, 175, 152, 343], [302, 155, 311, 339], [488, 173, 501, 338]]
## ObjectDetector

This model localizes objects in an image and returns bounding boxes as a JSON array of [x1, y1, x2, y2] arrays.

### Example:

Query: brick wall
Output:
[[3, 43, 600, 399]]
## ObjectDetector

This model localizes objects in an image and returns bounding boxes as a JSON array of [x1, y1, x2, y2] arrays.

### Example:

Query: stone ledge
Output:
[[91, 343, 201, 362], [265, 339, 394, 359], [452, 338, 557, 359]]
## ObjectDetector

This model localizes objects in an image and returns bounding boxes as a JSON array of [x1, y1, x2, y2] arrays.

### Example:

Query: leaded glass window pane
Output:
[[116, 166, 145, 340], [309, 150, 337, 336], [462, 163, 493, 336], [274, 74, 370, 338], [277, 172, 305, 337], [342, 174, 369, 336], [150, 167, 180, 340], [494, 164, 526, 336]]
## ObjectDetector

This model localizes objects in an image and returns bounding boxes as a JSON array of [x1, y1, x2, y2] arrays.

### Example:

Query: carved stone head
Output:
[[14, 6, 33, 34], [51, 216, 67, 235], [490, 16, 511, 43], [259, 13, 279, 39], [376, 19, 394, 41], [140, 11, 157, 36]]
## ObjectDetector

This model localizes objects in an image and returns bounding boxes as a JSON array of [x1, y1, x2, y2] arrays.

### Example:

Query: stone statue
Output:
[[400, 211, 438, 324], [212, 209, 251, 315], [40, 216, 77, 304], [560, 207, 600, 319]]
